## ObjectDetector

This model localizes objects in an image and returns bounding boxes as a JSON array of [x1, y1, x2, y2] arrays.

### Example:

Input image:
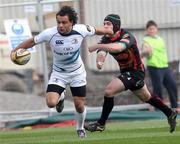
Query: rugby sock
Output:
[[147, 96, 172, 117], [98, 97, 114, 125], [75, 107, 86, 130]]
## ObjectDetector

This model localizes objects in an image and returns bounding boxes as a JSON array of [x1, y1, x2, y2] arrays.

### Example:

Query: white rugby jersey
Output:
[[34, 24, 95, 72]]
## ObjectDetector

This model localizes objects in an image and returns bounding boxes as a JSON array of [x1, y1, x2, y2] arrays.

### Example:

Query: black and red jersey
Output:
[[100, 29, 145, 73]]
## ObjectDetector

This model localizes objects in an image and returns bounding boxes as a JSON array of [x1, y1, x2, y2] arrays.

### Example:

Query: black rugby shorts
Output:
[[118, 70, 145, 91]]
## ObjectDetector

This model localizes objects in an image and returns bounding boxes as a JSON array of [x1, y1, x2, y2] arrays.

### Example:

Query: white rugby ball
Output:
[[11, 48, 31, 65]]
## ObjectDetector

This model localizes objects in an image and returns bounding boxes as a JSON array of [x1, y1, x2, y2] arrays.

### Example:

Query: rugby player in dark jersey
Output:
[[84, 14, 177, 133]]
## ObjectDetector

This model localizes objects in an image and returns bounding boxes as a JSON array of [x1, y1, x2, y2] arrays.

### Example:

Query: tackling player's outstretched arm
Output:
[[89, 42, 126, 53], [95, 27, 114, 36]]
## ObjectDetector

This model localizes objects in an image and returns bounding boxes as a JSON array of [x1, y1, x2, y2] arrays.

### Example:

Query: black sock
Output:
[[98, 97, 114, 125], [146, 96, 172, 117]]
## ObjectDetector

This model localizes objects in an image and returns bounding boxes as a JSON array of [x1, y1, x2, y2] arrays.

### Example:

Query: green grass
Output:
[[0, 119, 180, 144]]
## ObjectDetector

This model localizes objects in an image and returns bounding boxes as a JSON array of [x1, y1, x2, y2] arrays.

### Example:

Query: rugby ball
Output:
[[11, 48, 31, 65]]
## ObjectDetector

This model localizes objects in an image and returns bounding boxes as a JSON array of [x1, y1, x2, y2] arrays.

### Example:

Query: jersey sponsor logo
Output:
[[63, 47, 73, 51], [55, 40, 64, 45], [71, 38, 78, 44], [54, 49, 75, 56], [86, 25, 91, 32]]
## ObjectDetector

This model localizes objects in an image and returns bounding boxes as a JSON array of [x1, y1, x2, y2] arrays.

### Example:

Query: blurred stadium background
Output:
[[0, 0, 180, 130]]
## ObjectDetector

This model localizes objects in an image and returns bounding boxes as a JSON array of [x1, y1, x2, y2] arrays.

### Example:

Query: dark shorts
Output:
[[118, 70, 145, 91], [46, 84, 86, 97]]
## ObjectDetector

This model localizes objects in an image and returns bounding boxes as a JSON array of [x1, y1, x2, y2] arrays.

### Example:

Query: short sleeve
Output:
[[34, 28, 51, 44]]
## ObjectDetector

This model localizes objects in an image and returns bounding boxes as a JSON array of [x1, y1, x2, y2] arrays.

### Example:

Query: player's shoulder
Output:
[[73, 24, 86, 29], [121, 29, 134, 39], [73, 24, 87, 32], [43, 26, 58, 34], [35, 26, 58, 42], [121, 29, 131, 36]]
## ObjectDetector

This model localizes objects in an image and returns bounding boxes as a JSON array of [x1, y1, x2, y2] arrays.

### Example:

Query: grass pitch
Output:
[[0, 119, 180, 144]]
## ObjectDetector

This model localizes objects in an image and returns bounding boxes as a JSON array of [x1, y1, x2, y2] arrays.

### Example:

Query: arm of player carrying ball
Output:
[[11, 38, 35, 52], [10, 38, 35, 58]]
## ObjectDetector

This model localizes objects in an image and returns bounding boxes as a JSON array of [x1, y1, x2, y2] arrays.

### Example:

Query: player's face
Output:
[[104, 21, 114, 37], [146, 25, 158, 36], [56, 15, 73, 34]]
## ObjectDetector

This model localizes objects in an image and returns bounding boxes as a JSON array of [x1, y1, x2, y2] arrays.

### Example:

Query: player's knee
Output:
[[75, 104, 84, 113], [46, 92, 59, 108], [104, 88, 114, 97], [46, 99, 57, 108]]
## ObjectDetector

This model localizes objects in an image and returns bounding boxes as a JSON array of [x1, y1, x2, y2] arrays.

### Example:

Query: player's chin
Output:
[[58, 29, 66, 34]]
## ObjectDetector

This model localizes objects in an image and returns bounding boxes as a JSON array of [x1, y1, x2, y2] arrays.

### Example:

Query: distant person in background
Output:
[[141, 20, 179, 111], [84, 14, 177, 133], [10, 6, 113, 138]]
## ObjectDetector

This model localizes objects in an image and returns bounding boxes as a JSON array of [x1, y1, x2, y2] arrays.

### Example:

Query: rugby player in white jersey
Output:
[[10, 6, 113, 138]]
